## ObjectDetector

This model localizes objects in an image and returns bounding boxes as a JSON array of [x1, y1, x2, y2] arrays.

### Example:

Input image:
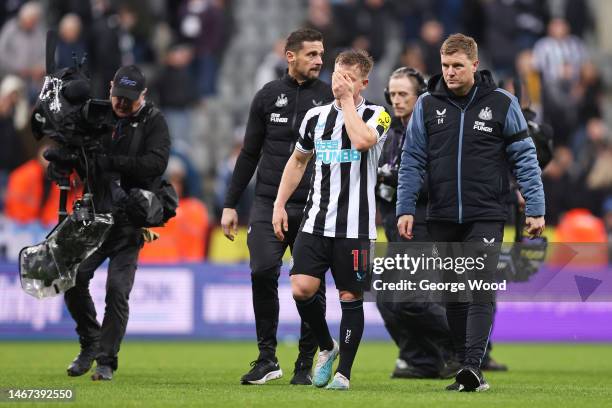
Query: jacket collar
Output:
[[390, 116, 405, 132], [427, 70, 497, 102], [282, 71, 317, 88], [114, 101, 152, 124]]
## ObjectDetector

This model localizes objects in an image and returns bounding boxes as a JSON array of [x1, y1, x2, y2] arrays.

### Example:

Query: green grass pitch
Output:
[[1, 341, 611, 407]]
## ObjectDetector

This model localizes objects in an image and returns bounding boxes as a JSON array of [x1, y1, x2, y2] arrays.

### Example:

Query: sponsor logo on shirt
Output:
[[315, 139, 360, 163], [270, 113, 288, 123], [473, 120, 493, 133]]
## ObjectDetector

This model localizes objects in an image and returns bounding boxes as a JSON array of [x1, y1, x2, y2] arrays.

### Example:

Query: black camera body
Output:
[[31, 66, 115, 153]]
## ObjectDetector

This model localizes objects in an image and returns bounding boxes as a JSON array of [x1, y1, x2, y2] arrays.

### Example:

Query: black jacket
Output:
[[377, 117, 427, 222], [224, 73, 333, 208], [91, 102, 171, 214], [397, 70, 545, 222]]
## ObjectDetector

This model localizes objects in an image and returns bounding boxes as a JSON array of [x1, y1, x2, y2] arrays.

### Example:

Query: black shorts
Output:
[[290, 231, 371, 293]]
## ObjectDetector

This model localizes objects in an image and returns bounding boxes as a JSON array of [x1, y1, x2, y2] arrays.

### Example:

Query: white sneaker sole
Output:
[[475, 382, 490, 392], [245, 369, 283, 385]]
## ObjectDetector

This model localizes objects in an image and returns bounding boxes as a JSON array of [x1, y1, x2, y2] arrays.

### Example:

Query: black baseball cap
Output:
[[112, 65, 146, 100]]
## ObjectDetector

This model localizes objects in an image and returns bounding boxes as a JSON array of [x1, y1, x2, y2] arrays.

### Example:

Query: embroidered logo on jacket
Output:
[[478, 106, 492, 121], [435, 108, 446, 125], [275, 93, 288, 107]]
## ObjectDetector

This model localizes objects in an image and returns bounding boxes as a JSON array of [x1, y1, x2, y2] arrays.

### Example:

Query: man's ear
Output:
[[286, 50, 295, 64], [472, 59, 480, 73], [362, 78, 369, 90]]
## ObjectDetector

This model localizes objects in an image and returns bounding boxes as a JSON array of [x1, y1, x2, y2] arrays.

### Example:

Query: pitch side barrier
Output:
[[0, 246, 611, 341]]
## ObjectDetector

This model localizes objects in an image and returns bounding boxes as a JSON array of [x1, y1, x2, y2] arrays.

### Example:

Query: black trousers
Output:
[[64, 225, 142, 371], [246, 198, 324, 364], [376, 208, 454, 375], [427, 220, 504, 369]]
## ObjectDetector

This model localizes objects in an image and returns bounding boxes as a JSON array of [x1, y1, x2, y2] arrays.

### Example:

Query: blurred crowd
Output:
[[0, 0, 610, 262]]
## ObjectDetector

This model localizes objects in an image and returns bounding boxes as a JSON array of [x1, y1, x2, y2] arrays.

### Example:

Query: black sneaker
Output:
[[456, 367, 490, 392], [391, 359, 438, 379], [290, 361, 312, 385], [445, 381, 464, 391], [91, 364, 113, 381], [240, 359, 283, 385], [67, 340, 99, 377], [482, 357, 508, 372], [439, 358, 462, 379]]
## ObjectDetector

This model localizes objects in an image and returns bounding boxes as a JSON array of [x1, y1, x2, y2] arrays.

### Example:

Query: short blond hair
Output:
[[440, 33, 478, 60], [335, 49, 374, 78]]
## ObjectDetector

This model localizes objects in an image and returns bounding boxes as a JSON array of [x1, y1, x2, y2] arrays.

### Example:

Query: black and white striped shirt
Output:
[[295, 98, 391, 239], [533, 35, 588, 83]]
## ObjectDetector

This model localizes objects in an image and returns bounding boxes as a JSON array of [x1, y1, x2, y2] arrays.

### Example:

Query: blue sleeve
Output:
[[396, 94, 428, 217], [502, 93, 546, 217]]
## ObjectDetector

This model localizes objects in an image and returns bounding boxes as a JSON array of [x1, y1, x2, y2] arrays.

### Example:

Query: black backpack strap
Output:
[[128, 105, 161, 157]]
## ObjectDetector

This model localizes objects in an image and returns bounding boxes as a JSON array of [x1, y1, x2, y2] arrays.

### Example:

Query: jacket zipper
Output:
[[289, 85, 301, 153], [448, 86, 478, 224]]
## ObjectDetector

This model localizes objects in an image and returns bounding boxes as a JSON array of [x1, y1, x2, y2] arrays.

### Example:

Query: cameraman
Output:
[[56, 65, 170, 381], [375, 67, 456, 379]]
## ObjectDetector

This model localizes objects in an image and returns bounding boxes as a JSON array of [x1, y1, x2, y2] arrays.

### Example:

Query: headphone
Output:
[[384, 67, 427, 105]]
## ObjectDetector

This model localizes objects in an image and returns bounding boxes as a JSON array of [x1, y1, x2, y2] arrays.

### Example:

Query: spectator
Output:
[[117, 4, 155, 65], [4, 144, 78, 226], [568, 118, 610, 216], [0, 75, 28, 208], [560, 0, 594, 39], [47, 0, 93, 30], [0, 1, 45, 101], [88, 0, 122, 98], [541, 146, 573, 225], [139, 156, 209, 263], [0, 0, 28, 28], [179, 0, 229, 98], [514, 50, 542, 110], [56, 13, 86, 70], [533, 18, 589, 145], [214, 128, 253, 224], [389, 0, 436, 42], [0, 74, 29, 132], [573, 61, 603, 125], [395, 43, 427, 76], [533, 18, 588, 84], [303, 0, 340, 81], [349, 0, 390, 62], [154, 42, 198, 154], [254, 38, 286, 94], [417, 19, 445, 76], [572, 117, 607, 180]]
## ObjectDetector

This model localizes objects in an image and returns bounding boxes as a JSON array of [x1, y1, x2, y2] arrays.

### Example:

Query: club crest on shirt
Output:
[[479, 106, 493, 121], [275, 93, 288, 107]]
